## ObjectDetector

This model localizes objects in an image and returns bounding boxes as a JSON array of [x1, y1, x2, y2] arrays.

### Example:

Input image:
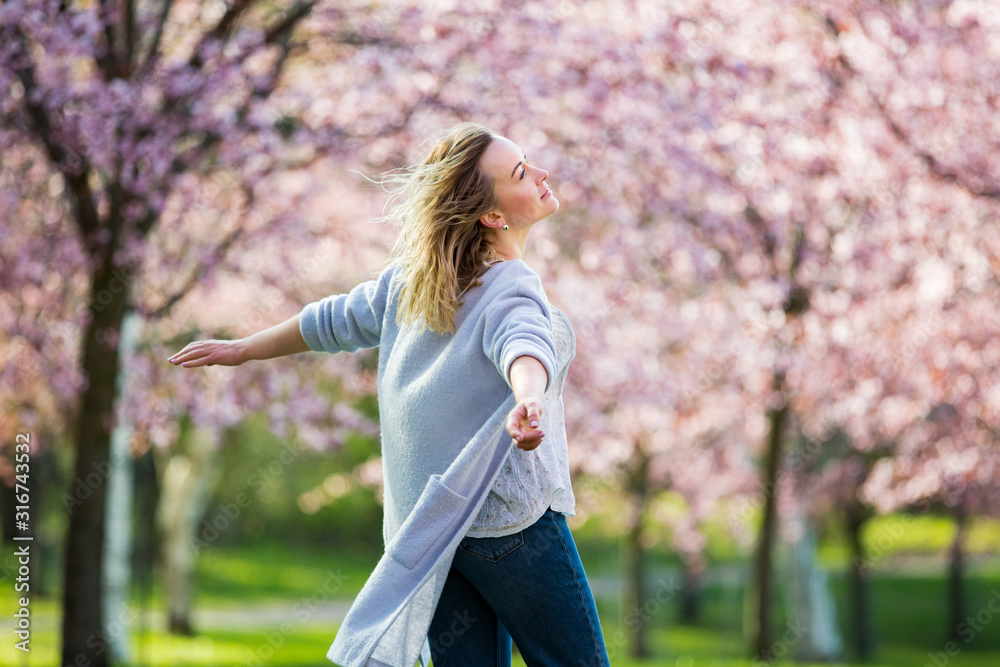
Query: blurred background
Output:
[[1, 0, 999, 665]]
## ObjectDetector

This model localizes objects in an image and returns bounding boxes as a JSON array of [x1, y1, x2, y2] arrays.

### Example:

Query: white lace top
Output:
[[466, 306, 577, 537]]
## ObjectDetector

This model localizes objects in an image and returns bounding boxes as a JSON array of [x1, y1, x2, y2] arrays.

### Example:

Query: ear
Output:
[[479, 211, 507, 231]]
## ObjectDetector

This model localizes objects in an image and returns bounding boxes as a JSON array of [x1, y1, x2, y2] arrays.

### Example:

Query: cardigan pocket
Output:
[[387, 475, 468, 570]]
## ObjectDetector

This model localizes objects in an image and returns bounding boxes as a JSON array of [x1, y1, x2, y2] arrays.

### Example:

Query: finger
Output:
[[521, 410, 542, 433], [513, 428, 539, 444], [507, 400, 545, 443], [180, 355, 214, 367], [170, 345, 214, 366], [507, 403, 530, 437], [509, 421, 535, 442], [517, 421, 538, 438], [169, 348, 203, 364], [525, 402, 543, 429], [507, 417, 521, 441], [169, 351, 193, 364], [509, 422, 535, 441], [169, 342, 203, 362], [514, 431, 545, 451]]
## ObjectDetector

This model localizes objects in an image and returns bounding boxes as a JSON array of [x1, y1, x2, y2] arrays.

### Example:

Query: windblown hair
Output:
[[380, 122, 501, 334]]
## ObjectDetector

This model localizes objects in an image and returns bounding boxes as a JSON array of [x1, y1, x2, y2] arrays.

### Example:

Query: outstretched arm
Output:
[[506, 355, 549, 451], [169, 313, 310, 368]]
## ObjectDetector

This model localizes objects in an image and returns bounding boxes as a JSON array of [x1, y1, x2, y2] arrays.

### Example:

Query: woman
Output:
[[169, 122, 610, 667]]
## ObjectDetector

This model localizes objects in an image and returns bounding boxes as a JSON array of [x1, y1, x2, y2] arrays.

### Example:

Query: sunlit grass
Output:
[[5, 582, 1000, 667], [4, 512, 1000, 666], [818, 513, 1000, 567], [7, 615, 1000, 667], [509, 623, 1000, 667], [136, 628, 337, 666], [194, 542, 379, 603]]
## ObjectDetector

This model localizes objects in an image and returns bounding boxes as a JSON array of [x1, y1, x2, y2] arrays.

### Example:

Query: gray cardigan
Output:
[[298, 260, 564, 667]]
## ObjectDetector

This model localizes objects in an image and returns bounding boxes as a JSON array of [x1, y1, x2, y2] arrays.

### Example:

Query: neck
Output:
[[486, 228, 529, 262]]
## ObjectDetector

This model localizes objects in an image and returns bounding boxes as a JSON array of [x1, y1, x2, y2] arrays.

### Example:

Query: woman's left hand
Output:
[[169, 339, 246, 367], [506, 398, 544, 451]]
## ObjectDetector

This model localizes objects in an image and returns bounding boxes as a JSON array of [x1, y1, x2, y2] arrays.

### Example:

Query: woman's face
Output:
[[479, 136, 559, 230]]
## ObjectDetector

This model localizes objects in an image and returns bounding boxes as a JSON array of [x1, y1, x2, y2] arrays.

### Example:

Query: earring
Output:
[[502, 224, 509, 231]]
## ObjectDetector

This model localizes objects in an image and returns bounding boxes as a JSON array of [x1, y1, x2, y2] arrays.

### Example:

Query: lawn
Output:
[[3, 512, 1000, 666], [6, 608, 1000, 667]]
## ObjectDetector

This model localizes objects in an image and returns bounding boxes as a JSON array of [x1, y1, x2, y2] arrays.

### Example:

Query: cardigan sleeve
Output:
[[482, 262, 557, 392], [299, 266, 395, 353]]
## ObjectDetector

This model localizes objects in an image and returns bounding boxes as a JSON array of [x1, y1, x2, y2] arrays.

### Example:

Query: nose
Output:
[[536, 167, 548, 184]]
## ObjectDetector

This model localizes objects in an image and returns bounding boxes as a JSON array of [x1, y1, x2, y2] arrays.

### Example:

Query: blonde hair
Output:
[[380, 122, 501, 334]]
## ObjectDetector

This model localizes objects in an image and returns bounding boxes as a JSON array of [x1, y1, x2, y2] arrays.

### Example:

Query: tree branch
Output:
[[139, 0, 174, 76], [210, 0, 253, 42], [783, 226, 810, 316], [264, 0, 318, 47], [141, 221, 245, 320], [743, 203, 776, 260], [247, 0, 317, 98], [822, 11, 1000, 203], [189, 0, 254, 69], [179, 0, 318, 150], [96, 0, 122, 79], [678, 213, 742, 284], [124, 0, 137, 71], [872, 96, 1000, 201], [9, 30, 103, 254]]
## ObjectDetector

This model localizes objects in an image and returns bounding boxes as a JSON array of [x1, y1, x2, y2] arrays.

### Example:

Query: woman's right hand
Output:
[[506, 397, 545, 451], [507, 355, 549, 451], [169, 339, 246, 368]]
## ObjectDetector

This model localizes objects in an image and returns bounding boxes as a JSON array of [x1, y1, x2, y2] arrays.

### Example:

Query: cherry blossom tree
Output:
[[512, 0, 997, 659], [0, 0, 492, 662], [5, 1, 1000, 664]]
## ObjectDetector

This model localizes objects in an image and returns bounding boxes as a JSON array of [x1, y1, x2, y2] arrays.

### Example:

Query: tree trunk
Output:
[[751, 384, 788, 660], [680, 554, 703, 625], [623, 445, 650, 659], [2, 438, 45, 547], [61, 259, 131, 667], [845, 500, 874, 660], [132, 449, 159, 667], [103, 310, 141, 662], [1, 477, 16, 543], [789, 515, 843, 661], [155, 424, 222, 635], [948, 503, 966, 644]]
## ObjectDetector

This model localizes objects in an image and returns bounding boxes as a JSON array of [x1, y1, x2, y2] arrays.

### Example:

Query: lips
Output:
[[541, 188, 552, 199]]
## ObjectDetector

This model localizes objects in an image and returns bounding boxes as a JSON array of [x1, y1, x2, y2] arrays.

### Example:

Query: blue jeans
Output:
[[428, 508, 610, 667]]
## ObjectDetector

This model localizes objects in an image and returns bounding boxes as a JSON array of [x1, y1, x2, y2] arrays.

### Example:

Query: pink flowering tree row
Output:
[[3, 0, 1000, 663]]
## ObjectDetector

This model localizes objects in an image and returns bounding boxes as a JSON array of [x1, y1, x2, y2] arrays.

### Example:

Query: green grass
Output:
[[6, 614, 1000, 667], [193, 542, 380, 605], [5, 512, 1000, 666]]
